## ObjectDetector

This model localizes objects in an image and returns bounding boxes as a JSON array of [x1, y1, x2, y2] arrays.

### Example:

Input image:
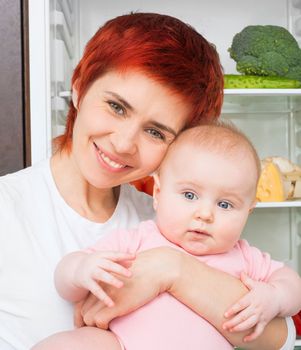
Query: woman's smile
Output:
[[93, 142, 129, 172]]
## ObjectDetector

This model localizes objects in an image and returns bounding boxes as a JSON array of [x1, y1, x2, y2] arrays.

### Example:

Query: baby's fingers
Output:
[[88, 280, 114, 307], [102, 251, 136, 263], [243, 322, 266, 342], [223, 313, 258, 333], [93, 268, 125, 289], [97, 258, 132, 278], [224, 297, 250, 318]]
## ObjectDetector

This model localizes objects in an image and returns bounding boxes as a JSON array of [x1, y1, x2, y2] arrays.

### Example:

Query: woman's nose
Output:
[[194, 205, 214, 223], [110, 127, 138, 155]]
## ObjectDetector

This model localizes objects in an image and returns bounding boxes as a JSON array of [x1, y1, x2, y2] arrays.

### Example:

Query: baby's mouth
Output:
[[189, 229, 211, 237]]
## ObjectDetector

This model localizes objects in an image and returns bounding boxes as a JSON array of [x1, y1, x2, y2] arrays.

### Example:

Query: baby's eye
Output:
[[218, 201, 232, 210], [146, 128, 165, 141], [108, 101, 125, 116], [183, 192, 198, 201]]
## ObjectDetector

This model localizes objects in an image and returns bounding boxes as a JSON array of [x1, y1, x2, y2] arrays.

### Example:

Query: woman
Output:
[[0, 12, 293, 350]]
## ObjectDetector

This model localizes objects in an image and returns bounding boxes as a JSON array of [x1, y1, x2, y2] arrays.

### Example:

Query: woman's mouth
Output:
[[93, 142, 128, 170], [99, 152, 125, 169]]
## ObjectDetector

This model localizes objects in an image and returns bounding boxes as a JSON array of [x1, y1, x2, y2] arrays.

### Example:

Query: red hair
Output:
[[55, 12, 224, 152]]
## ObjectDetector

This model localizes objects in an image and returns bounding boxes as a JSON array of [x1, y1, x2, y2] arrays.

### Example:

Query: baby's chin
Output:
[[177, 241, 213, 256]]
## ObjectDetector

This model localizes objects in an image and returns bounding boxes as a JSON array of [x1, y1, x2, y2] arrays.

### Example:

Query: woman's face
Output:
[[71, 70, 190, 189]]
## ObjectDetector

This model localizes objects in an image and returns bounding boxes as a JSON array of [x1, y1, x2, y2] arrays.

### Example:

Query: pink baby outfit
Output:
[[88, 220, 283, 350]]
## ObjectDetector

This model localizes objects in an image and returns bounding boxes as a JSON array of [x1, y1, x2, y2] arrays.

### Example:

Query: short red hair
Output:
[[55, 12, 224, 152]]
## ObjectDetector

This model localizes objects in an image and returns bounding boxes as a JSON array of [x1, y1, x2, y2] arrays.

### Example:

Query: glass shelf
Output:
[[222, 90, 301, 114], [224, 88, 301, 96], [256, 201, 301, 208], [60, 88, 301, 99]]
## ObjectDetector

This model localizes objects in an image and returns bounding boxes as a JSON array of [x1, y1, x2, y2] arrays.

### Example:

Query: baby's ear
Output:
[[249, 200, 257, 213], [152, 173, 160, 211]]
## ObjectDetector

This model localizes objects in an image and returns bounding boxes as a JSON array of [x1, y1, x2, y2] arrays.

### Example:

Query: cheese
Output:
[[293, 180, 301, 199], [266, 156, 301, 174], [256, 162, 285, 202]]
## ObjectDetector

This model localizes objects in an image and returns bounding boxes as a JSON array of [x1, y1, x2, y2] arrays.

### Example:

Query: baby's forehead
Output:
[[167, 132, 247, 161], [169, 125, 259, 168], [168, 139, 253, 167], [163, 140, 258, 197]]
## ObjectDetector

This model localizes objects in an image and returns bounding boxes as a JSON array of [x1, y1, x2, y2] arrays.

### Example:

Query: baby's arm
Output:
[[55, 250, 135, 307], [223, 265, 301, 341]]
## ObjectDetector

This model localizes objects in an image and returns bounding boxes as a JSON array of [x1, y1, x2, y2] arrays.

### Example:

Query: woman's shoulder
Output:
[[0, 159, 50, 201]]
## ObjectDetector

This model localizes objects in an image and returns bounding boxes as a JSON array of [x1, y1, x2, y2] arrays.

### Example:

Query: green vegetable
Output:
[[228, 25, 301, 81], [224, 74, 301, 88]]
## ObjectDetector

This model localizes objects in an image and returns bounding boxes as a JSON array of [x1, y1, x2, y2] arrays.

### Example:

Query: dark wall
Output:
[[0, 0, 29, 176]]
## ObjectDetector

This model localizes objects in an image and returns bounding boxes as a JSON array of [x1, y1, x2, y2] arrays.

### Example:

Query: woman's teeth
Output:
[[100, 152, 125, 169]]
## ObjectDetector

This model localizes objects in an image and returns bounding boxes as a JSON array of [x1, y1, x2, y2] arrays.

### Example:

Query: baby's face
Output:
[[153, 143, 257, 255]]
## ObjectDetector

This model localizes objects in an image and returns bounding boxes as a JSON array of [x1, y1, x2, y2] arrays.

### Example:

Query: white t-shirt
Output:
[[0, 159, 154, 349]]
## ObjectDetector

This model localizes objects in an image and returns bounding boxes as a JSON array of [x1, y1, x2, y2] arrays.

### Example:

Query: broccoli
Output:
[[228, 25, 301, 81]]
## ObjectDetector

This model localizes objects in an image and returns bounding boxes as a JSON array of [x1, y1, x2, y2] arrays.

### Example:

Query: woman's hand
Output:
[[74, 247, 182, 329]]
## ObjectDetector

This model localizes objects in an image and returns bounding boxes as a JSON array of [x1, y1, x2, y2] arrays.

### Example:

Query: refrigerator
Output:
[[27, 0, 301, 344]]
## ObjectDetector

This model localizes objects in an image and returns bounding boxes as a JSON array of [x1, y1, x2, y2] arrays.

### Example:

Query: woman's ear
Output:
[[72, 83, 79, 110], [152, 173, 161, 211]]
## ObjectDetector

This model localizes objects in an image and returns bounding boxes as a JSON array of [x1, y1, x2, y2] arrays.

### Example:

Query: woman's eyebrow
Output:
[[151, 121, 177, 137], [105, 91, 177, 137], [104, 91, 134, 111]]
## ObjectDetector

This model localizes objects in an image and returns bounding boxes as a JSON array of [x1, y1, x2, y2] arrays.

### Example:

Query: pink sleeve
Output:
[[238, 239, 284, 281], [84, 228, 141, 254]]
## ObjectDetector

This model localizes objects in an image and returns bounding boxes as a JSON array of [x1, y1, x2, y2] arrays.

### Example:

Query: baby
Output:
[[33, 122, 301, 349]]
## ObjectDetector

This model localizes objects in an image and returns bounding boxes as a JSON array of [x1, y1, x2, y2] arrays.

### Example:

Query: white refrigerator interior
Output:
[[28, 0, 301, 278]]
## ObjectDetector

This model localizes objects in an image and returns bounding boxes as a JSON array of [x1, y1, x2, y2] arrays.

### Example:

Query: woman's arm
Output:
[[168, 249, 289, 349], [220, 265, 301, 342], [76, 247, 289, 349]]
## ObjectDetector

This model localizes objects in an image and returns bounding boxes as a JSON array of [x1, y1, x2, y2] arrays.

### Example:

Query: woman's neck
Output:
[[50, 151, 118, 223]]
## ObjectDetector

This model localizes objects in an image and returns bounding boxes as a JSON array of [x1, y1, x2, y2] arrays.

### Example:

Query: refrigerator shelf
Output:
[[60, 89, 301, 97], [256, 201, 301, 208], [224, 89, 301, 96]]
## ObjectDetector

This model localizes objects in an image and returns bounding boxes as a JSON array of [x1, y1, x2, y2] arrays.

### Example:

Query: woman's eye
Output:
[[146, 128, 165, 141], [108, 101, 125, 116], [218, 201, 232, 210], [184, 192, 197, 201]]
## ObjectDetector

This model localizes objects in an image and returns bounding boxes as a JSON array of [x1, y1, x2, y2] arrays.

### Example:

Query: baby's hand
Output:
[[223, 272, 281, 342], [74, 251, 135, 308]]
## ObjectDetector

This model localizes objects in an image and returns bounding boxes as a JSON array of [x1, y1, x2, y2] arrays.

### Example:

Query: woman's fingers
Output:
[[79, 293, 103, 323], [74, 300, 85, 328], [82, 299, 108, 328]]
